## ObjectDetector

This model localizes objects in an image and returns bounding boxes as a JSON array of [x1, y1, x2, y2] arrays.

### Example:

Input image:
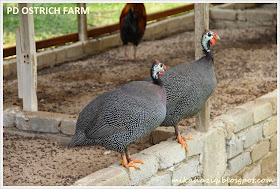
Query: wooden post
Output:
[[16, 28, 23, 99], [194, 3, 210, 132], [18, 3, 38, 111], [77, 3, 88, 41]]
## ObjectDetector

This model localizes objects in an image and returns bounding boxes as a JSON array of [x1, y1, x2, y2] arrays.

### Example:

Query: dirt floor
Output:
[[3, 26, 277, 186]]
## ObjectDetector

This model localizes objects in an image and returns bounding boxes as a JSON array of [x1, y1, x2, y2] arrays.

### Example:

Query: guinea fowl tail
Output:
[[68, 130, 99, 147], [68, 131, 87, 147], [68, 135, 78, 147]]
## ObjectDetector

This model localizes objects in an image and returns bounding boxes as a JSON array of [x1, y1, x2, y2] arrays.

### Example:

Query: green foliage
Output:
[[3, 3, 187, 46]]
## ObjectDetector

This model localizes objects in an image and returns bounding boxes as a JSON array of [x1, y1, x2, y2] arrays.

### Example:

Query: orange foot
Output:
[[120, 154, 144, 171], [176, 132, 192, 152]]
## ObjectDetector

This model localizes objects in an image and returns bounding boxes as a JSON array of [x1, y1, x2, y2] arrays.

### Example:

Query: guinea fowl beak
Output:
[[214, 33, 220, 40], [210, 33, 220, 45], [163, 64, 166, 70]]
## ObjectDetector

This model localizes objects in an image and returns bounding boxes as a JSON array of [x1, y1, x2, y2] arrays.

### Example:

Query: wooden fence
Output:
[[3, 3, 222, 58]]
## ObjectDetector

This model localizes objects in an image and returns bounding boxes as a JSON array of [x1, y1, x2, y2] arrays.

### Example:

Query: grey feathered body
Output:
[[69, 81, 166, 153], [145, 54, 216, 126]]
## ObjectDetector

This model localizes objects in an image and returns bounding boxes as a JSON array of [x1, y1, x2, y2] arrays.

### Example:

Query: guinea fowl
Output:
[[120, 3, 147, 60], [145, 29, 220, 152], [69, 60, 166, 171]]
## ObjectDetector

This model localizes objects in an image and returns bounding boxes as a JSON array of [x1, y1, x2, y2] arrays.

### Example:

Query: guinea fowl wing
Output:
[[83, 81, 165, 140]]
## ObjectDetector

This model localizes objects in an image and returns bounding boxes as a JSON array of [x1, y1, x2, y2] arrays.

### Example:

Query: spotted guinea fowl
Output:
[[145, 29, 220, 152], [120, 3, 147, 60], [69, 60, 166, 171]]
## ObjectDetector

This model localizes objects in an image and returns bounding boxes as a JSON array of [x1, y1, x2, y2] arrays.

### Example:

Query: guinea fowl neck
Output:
[[202, 39, 211, 54], [202, 40, 213, 60], [152, 77, 163, 86]]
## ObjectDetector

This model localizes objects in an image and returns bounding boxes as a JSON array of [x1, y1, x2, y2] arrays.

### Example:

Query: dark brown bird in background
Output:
[[120, 3, 147, 60]]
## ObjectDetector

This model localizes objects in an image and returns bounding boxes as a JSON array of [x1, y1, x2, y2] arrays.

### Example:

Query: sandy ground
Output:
[[3, 26, 277, 186]]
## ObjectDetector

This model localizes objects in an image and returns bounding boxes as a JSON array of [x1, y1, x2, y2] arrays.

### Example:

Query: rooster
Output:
[[120, 3, 147, 60]]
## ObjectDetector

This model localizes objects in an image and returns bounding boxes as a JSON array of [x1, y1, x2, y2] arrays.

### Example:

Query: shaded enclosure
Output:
[[3, 26, 277, 186]]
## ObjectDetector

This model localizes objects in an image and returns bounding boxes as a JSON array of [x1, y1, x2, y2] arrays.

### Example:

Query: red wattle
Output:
[[210, 38, 216, 45]]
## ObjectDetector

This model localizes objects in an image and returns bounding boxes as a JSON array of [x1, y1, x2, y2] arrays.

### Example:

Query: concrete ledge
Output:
[[60, 118, 76, 136], [143, 12, 194, 41], [227, 152, 252, 176], [141, 139, 187, 170], [143, 172, 172, 186], [226, 133, 243, 159], [3, 106, 21, 127], [127, 153, 159, 185], [213, 3, 258, 10], [172, 156, 200, 186], [269, 134, 277, 151], [250, 140, 270, 162], [263, 116, 277, 137], [242, 163, 261, 180], [4, 127, 71, 144], [4, 106, 77, 136], [258, 89, 277, 115], [239, 101, 272, 124], [225, 108, 254, 133], [261, 151, 277, 172], [73, 166, 130, 186], [202, 127, 227, 185], [210, 9, 237, 21], [237, 9, 275, 22], [3, 4, 277, 182]]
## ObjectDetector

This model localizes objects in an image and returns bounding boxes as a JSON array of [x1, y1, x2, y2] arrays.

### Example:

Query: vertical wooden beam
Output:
[[194, 3, 210, 132], [16, 28, 23, 98], [77, 3, 88, 41], [18, 3, 38, 111]]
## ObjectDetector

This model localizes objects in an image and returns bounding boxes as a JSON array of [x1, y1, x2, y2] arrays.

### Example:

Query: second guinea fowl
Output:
[[145, 29, 220, 152], [69, 60, 166, 171]]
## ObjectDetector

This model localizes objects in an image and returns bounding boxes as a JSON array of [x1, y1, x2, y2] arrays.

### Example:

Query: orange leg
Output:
[[175, 125, 192, 152], [176, 132, 192, 152], [120, 149, 144, 171]]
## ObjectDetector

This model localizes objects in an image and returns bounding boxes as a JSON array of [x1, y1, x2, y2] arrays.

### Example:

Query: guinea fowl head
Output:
[[201, 29, 220, 53], [151, 59, 166, 85]]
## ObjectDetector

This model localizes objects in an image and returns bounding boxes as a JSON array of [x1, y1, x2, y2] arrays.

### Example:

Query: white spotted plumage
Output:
[[69, 61, 166, 154]]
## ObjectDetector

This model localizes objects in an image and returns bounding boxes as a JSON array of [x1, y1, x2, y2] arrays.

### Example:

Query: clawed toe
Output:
[[130, 158, 144, 164], [120, 154, 144, 171], [182, 136, 193, 141], [176, 132, 191, 152]]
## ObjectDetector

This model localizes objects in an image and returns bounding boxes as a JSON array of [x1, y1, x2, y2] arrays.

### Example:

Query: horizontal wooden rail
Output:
[[147, 3, 194, 21], [3, 3, 222, 58]]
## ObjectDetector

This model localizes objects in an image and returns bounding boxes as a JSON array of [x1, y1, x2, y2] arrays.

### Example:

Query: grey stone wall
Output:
[[71, 89, 277, 186]]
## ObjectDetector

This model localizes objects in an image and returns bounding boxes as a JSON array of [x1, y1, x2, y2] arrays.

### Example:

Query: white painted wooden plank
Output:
[[194, 3, 210, 132], [77, 3, 88, 41], [18, 3, 38, 111], [16, 28, 23, 98]]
